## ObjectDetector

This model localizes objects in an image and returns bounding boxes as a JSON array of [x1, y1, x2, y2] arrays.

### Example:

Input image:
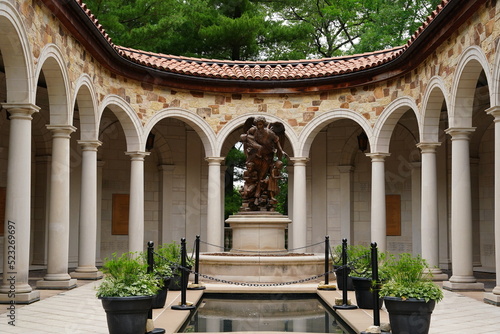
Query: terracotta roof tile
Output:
[[78, 0, 450, 81]]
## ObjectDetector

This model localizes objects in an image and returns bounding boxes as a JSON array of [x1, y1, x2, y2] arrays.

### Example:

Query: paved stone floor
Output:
[[0, 270, 497, 333]]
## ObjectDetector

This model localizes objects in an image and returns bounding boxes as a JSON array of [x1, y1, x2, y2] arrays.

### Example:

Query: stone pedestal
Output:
[[226, 212, 291, 254]]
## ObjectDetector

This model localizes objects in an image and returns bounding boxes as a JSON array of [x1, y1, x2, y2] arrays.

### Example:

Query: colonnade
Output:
[[0, 102, 499, 305]]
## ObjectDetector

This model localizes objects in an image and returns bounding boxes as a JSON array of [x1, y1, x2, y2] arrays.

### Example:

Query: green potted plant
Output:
[[348, 245, 389, 310], [158, 241, 194, 291], [148, 248, 174, 308], [332, 244, 358, 291], [96, 252, 161, 334], [379, 253, 443, 334]]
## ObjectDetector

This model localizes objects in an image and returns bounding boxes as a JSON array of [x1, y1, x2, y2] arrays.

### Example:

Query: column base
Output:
[[424, 268, 448, 281], [36, 278, 77, 290], [0, 290, 40, 304], [484, 292, 500, 306], [442, 281, 484, 291], [70, 270, 103, 280]]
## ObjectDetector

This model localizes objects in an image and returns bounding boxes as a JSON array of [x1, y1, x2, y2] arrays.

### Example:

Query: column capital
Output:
[[46, 124, 77, 138], [2, 103, 40, 120], [486, 106, 500, 119], [205, 157, 225, 165], [417, 142, 441, 153], [337, 165, 354, 173], [445, 127, 475, 140], [289, 157, 309, 166], [77, 140, 102, 151], [365, 152, 390, 162], [125, 151, 150, 161]]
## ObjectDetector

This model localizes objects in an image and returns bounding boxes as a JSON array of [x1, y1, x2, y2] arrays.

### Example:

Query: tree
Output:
[[263, 0, 442, 59], [85, 0, 441, 60]]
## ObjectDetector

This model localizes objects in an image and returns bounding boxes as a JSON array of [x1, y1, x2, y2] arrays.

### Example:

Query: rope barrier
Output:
[[152, 237, 376, 288], [199, 239, 325, 254]]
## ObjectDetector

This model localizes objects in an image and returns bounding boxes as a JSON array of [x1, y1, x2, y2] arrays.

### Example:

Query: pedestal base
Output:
[[442, 281, 484, 291], [0, 290, 40, 304], [36, 278, 77, 290], [70, 270, 103, 280], [484, 292, 500, 306], [227, 212, 291, 254]]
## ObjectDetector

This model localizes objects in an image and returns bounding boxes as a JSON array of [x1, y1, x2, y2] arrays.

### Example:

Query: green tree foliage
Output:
[[85, 0, 441, 60]]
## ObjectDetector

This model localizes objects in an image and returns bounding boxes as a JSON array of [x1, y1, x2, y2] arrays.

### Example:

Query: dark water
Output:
[[182, 294, 352, 333]]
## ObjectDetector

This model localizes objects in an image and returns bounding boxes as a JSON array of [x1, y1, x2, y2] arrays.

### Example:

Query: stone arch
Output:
[[449, 45, 492, 128], [299, 109, 372, 158], [35, 44, 71, 125], [216, 113, 298, 158], [420, 76, 449, 143], [0, 1, 33, 103], [372, 96, 420, 153], [73, 74, 98, 141], [492, 38, 500, 106], [98, 95, 143, 151], [143, 108, 216, 157]]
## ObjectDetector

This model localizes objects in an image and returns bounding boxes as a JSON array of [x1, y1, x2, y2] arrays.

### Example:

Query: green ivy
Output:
[[96, 252, 161, 298], [379, 253, 443, 302]]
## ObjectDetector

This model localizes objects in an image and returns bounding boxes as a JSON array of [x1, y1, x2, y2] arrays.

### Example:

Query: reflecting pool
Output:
[[182, 293, 353, 333]]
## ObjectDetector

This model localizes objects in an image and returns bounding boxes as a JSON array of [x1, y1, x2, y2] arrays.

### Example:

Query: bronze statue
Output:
[[239, 116, 288, 211]]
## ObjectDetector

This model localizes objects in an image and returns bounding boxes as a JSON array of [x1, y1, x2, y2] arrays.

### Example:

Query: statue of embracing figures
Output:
[[239, 116, 288, 211]]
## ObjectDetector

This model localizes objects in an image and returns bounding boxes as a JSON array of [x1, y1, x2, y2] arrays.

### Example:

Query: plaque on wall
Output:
[[0, 187, 5, 236], [112, 193, 129, 235], [386, 194, 401, 236]]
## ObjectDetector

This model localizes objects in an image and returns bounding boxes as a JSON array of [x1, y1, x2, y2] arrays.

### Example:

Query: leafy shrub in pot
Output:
[[96, 252, 161, 334], [380, 253, 443, 334]]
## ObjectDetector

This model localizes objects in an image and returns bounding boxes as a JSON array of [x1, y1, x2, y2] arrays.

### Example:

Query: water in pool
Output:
[[182, 294, 352, 333]]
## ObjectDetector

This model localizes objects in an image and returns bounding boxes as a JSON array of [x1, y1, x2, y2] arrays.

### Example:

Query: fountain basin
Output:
[[199, 253, 327, 283]]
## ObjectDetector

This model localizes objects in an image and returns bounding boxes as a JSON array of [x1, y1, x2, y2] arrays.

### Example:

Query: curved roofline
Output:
[[41, 0, 487, 93]]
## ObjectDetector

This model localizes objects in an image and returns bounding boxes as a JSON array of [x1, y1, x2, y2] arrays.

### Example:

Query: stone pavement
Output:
[[0, 275, 498, 333]]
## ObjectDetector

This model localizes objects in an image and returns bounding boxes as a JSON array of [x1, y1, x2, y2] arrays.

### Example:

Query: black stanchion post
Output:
[[324, 235, 330, 285], [188, 235, 206, 290], [318, 236, 336, 290], [371, 242, 380, 326], [361, 242, 385, 334], [146, 241, 165, 334], [332, 238, 357, 310], [172, 238, 195, 310], [147, 241, 154, 274]]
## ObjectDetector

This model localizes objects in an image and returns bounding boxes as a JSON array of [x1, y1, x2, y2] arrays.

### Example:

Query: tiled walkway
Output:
[[0, 276, 499, 333]]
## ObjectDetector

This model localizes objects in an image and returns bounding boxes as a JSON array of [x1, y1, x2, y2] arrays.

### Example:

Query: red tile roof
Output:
[[75, 0, 450, 82]]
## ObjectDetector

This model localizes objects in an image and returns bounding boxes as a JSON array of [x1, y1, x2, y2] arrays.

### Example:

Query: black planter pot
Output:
[[334, 266, 354, 291], [152, 277, 171, 309], [351, 276, 382, 309], [100, 295, 153, 334], [383, 297, 436, 334]]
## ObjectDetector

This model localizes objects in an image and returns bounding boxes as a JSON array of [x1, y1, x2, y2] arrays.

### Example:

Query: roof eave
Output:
[[41, 0, 486, 93]]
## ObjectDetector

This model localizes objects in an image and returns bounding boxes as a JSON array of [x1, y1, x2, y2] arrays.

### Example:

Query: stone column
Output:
[[485, 106, 500, 304], [417, 142, 448, 280], [290, 157, 309, 252], [96, 161, 104, 265], [37, 125, 77, 290], [71, 140, 103, 280], [159, 164, 175, 244], [0, 104, 41, 303], [442, 128, 484, 291], [206, 157, 225, 252], [126, 151, 150, 253], [338, 165, 354, 242], [366, 153, 389, 252], [410, 161, 421, 255]]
